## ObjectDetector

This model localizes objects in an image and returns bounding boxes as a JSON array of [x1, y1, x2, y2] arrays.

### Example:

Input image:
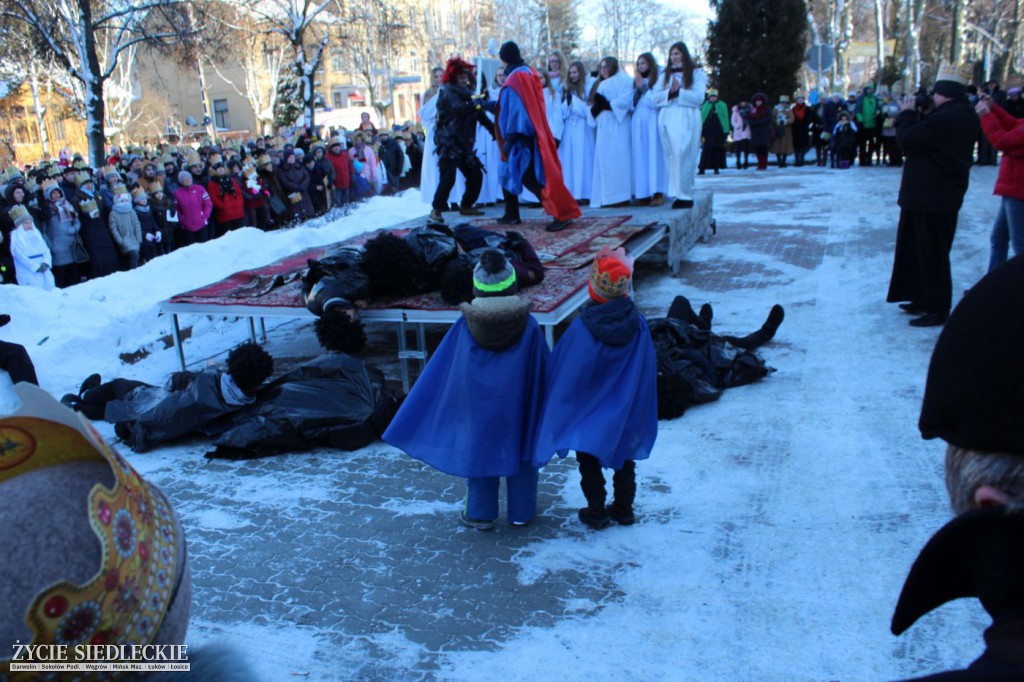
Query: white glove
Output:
[[145, 233, 156, 242], [155, 231, 162, 243]]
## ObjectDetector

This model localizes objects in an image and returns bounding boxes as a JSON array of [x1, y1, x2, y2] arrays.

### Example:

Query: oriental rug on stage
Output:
[[167, 216, 654, 314]]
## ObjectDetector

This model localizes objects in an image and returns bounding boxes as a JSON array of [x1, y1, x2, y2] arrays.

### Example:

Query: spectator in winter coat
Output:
[[790, 94, 814, 166], [71, 173, 119, 278], [327, 138, 354, 207], [148, 182, 174, 253], [1005, 87, 1024, 118], [976, 94, 1024, 271], [831, 111, 858, 168], [377, 132, 405, 194], [731, 99, 752, 169], [173, 170, 213, 246], [275, 150, 315, 223], [348, 133, 378, 197], [698, 88, 729, 174], [132, 187, 163, 263], [240, 162, 272, 231], [42, 183, 82, 288], [207, 163, 245, 236], [747, 93, 772, 170], [306, 147, 334, 215], [853, 84, 880, 166], [770, 95, 795, 167], [108, 188, 142, 269]]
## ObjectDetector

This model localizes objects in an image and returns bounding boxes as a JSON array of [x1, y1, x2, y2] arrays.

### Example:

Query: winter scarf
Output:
[[111, 201, 134, 215]]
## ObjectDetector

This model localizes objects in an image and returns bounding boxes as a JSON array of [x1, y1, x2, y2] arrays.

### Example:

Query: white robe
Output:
[[588, 71, 634, 207], [653, 68, 706, 201], [558, 83, 596, 201], [419, 91, 464, 206], [475, 86, 502, 205], [10, 224, 55, 290], [631, 72, 668, 200]]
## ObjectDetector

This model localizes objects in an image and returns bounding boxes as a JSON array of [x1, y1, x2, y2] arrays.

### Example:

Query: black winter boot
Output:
[[609, 461, 636, 525]]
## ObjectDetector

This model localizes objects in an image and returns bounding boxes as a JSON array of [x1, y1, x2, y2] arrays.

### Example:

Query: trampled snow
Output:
[[0, 164, 1002, 680]]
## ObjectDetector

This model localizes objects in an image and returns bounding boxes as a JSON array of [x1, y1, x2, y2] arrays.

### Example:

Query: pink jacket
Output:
[[980, 103, 1024, 201], [173, 184, 213, 233], [349, 145, 378, 183]]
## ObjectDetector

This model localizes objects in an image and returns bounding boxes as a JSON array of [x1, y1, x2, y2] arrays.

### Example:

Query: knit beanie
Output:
[[587, 246, 633, 303], [919, 256, 1024, 454], [472, 249, 518, 298], [499, 41, 523, 66]]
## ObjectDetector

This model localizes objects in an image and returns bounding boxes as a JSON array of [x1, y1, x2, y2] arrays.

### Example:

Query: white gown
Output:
[[631, 71, 668, 200], [558, 82, 596, 201], [10, 224, 55, 290], [653, 68, 706, 201], [419, 90, 464, 206], [588, 71, 634, 207], [475, 86, 502, 205]]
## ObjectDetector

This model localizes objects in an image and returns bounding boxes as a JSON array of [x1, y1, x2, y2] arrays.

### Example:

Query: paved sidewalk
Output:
[[120, 164, 1000, 681]]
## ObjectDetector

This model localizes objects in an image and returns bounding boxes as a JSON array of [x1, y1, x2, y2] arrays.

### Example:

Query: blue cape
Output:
[[383, 315, 550, 478], [533, 308, 658, 469]]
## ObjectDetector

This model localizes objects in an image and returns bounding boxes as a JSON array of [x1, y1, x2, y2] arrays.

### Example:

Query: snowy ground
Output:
[[1, 162, 1001, 681]]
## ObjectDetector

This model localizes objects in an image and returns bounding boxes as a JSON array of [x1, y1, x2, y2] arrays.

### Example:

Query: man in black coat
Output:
[[891, 256, 1024, 680], [886, 64, 980, 327], [430, 57, 495, 224]]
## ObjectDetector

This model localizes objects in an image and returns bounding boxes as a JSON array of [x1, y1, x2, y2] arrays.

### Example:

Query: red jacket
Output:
[[328, 150, 354, 189], [981, 103, 1024, 200], [207, 178, 245, 222]]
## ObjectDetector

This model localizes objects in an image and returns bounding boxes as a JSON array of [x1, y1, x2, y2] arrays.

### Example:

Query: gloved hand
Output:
[[145, 232, 156, 242], [155, 231, 162, 243], [591, 93, 611, 118]]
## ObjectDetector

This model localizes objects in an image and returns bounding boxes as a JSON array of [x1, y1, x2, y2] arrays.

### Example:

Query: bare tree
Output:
[[251, 0, 332, 130], [1, 0, 198, 167]]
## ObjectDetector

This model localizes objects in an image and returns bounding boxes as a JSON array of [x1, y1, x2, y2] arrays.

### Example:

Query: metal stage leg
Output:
[[172, 314, 186, 371], [259, 318, 267, 343], [396, 318, 429, 393], [248, 318, 257, 343], [545, 324, 554, 349]]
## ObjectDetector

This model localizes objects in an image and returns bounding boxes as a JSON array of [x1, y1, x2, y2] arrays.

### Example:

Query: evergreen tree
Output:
[[274, 76, 303, 129], [706, 0, 807, 110]]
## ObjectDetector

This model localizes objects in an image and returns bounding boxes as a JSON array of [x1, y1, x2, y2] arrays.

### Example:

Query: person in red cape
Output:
[[495, 41, 581, 232]]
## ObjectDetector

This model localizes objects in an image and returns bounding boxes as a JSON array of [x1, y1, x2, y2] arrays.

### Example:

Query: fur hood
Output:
[[460, 295, 532, 350]]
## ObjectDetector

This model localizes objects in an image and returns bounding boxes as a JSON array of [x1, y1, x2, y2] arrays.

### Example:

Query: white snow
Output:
[[0, 164, 1002, 680]]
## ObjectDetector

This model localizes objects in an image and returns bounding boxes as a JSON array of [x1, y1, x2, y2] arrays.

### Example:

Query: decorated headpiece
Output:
[[588, 246, 634, 303], [934, 62, 971, 99], [442, 57, 476, 84], [8, 204, 32, 225], [0, 386, 190, 675]]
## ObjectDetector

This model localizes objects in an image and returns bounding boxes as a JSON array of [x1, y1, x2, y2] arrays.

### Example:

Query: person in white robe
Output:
[[588, 57, 634, 208], [547, 51, 568, 98], [8, 207, 55, 291], [652, 41, 707, 209], [474, 73, 503, 205], [631, 52, 667, 206], [558, 61, 596, 202]]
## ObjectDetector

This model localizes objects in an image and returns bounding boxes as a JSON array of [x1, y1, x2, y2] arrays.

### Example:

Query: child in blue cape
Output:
[[533, 246, 658, 528], [383, 248, 550, 530]]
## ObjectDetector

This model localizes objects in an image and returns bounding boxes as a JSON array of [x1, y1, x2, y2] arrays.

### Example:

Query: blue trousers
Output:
[[465, 464, 539, 524], [988, 196, 1024, 272]]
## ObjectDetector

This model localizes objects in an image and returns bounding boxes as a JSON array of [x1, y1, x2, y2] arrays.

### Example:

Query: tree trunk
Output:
[[1001, 0, 1022, 84], [28, 73, 50, 157], [79, 0, 107, 169], [950, 0, 966, 64], [874, 0, 885, 83]]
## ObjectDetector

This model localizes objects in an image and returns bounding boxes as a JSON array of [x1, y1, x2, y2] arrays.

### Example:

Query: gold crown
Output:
[[8, 204, 31, 224], [936, 62, 970, 86], [111, 183, 129, 195]]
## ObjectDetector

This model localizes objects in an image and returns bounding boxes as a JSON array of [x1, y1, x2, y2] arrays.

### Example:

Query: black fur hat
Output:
[[361, 232, 425, 297]]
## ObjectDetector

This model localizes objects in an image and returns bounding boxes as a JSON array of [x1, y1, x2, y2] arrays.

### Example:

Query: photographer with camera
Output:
[[886, 64, 980, 328]]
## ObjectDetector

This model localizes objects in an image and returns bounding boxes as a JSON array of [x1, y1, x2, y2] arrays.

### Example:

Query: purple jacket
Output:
[[173, 184, 213, 233]]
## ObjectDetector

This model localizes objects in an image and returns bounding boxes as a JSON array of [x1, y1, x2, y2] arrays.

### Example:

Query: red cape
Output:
[[497, 66, 581, 222]]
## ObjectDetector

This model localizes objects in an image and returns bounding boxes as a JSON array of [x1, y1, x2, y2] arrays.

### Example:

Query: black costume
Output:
[[432, 81, 494, 213]]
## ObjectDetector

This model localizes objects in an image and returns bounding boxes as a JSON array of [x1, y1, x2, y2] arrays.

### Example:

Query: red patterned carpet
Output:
[[168, 215, 652, 314]]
